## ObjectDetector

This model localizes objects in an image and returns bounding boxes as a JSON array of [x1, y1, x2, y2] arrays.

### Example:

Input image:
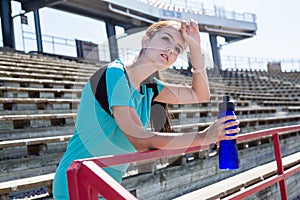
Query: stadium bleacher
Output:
[[0, 50, 98, 199], [0, 49, 299, 199], [174, 151, 300, 200]]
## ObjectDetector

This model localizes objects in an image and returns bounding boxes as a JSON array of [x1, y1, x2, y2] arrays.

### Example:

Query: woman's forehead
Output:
[[158, 26, 181, 34], [157, 27, 185, 42]]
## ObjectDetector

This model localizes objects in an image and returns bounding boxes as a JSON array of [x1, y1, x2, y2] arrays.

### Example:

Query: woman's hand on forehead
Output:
[[181, 19, 201, 46]]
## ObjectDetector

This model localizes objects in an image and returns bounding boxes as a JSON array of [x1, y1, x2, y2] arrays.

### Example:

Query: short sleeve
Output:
[[153, 77, 165, 93], [106, 67, 134, 115]]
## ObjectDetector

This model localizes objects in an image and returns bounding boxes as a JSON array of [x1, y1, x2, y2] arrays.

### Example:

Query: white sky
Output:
[[213, 0, 300, 60], [8, 0, 300, 61]]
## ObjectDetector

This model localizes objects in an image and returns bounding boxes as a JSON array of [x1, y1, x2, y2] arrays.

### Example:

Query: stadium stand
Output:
[[0, 50, 98, 199], [174, 151, 300, 199], [0, 86, 82, 99], [138, 0, 205, 15], [0, 48, 300, 199]]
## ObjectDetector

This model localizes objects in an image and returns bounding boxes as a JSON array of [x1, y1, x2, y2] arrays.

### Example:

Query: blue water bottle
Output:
[[218, 96, 239, 170]]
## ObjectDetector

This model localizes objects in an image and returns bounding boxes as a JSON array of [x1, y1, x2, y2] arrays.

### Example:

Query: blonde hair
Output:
[[145, 20, 181, 39]]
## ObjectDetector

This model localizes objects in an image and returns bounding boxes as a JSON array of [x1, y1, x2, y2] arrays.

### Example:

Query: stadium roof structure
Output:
[[15, 0, 257, 36], [4, 0, 257, 69]]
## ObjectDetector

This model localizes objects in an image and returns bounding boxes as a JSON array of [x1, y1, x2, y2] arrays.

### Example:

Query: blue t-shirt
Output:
[[53, 58, 164, 199]]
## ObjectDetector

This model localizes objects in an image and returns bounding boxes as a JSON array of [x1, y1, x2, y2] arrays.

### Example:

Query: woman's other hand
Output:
[[203, 115, 240, 145]]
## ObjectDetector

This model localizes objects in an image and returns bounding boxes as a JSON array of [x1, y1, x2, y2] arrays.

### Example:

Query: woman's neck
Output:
[[124, 58, 157, 90]]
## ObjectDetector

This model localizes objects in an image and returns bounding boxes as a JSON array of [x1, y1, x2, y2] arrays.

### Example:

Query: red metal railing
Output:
[[67, 125, 300, 200]]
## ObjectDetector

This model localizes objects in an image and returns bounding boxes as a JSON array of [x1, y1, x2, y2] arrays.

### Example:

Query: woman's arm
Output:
[[154, 20, 210, 105], [113, 106, 239, 151]]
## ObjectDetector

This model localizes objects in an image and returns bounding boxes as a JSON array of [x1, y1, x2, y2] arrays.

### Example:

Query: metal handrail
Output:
[[67, 124, 300, 199]]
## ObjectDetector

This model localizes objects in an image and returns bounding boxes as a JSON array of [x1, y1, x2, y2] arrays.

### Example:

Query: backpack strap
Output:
[[143, 83, 159, 104]]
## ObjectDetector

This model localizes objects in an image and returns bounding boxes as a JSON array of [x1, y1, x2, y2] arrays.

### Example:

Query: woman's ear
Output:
[[142, 35, 149, 48]]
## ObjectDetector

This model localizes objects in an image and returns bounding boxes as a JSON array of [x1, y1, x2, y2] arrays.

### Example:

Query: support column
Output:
[[0, 0, 15, 48], [209, 34, 222, 71], [105, 20, 119, 61], [33, 10, 43, 52]]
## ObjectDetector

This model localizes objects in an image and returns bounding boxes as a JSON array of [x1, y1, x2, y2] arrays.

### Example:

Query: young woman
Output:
[[53, 19, 239, 199]]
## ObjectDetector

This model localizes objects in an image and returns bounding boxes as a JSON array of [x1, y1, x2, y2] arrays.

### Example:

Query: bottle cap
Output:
[[219, 96, 235, 111]]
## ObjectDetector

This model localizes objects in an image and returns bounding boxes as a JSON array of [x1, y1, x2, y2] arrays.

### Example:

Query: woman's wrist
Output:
[[191, 67, 206, 73], [195, 129, 208, 147]]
